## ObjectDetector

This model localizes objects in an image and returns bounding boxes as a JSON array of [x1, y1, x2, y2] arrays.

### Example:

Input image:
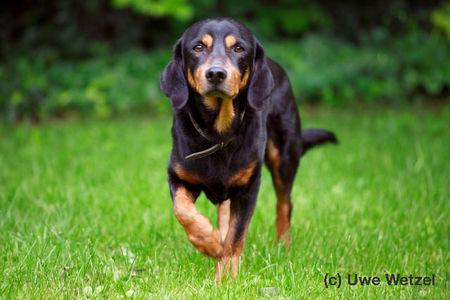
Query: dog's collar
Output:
[[185, 109, 245, 161]]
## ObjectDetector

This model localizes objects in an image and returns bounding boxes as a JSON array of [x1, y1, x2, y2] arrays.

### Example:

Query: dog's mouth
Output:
[[204, 88, 232, 99]]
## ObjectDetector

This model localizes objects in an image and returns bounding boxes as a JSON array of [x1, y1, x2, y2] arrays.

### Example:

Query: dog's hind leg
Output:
[[265, 138, 301, 243]]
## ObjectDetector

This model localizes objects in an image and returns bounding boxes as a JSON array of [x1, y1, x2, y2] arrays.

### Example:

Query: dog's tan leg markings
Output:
[[217, 199, 230, 242], [276, 194, 291, 244], [173, 186, 223, 258], [266, 139, 292, 244], [228, 160, 258, 187], [215, 207, 249, 281]]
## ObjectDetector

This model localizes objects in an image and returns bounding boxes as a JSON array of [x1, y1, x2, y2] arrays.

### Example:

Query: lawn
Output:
[[0, 106, 448, 298]]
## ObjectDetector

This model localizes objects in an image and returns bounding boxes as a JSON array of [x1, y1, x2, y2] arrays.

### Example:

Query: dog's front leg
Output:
[[215, 176, 260, 281], [217, 199, 231, 242], [171, 185, 223, 258]]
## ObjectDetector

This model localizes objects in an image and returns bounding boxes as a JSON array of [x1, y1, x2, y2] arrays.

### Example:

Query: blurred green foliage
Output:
[[0, 0, 448, 122], [0, 49, 171, 122], [432, 2, 450, 39], [112, 0, 193, 20], [2, 30, 448, 122], [269, 31, 450, 104]]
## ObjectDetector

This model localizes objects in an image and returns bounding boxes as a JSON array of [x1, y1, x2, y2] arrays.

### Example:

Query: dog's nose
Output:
[[205, 67, 227, 84]]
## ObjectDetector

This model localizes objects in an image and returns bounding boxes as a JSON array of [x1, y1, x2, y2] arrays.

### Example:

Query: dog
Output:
[[160, 18, 337, 281]]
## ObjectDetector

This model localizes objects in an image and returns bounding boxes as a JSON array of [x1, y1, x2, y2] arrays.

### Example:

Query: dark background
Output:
[[1, 0, 449, 122]]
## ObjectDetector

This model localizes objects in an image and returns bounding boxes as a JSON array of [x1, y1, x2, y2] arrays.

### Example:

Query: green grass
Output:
[[0, 106, 448, 298]]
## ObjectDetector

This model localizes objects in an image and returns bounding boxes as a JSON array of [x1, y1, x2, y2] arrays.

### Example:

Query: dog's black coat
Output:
[[161, 18, 336, 260]]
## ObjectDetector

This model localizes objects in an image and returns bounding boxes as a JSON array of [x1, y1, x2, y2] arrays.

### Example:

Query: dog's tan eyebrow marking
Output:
[[225, 35, 237, 48], [201, 34, 213, 48]]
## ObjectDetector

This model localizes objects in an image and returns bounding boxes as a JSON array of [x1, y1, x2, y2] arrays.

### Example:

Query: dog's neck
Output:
[[187, 91, 247, 141]]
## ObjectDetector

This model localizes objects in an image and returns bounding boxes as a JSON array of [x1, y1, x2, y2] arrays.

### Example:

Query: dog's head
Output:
[[161, 18, 274, 110]]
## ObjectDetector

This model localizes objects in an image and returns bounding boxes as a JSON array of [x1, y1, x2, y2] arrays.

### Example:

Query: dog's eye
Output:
[[234, 45, 244, 53], [193, 44, 204, 52]]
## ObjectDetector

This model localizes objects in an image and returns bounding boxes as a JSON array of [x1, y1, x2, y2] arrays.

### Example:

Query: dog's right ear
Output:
[[160, 39, 188, 109]]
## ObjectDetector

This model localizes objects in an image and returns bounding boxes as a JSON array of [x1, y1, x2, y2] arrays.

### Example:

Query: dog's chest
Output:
[[174, 157, 258, 203]]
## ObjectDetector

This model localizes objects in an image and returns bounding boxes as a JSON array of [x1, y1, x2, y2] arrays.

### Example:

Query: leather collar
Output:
[[185, 109, 245, 160]]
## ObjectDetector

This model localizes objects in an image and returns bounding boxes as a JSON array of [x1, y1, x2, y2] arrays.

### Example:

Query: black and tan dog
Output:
[[160, 18, 337, 280]]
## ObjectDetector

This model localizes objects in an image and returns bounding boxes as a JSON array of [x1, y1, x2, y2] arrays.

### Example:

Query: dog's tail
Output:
[[301, 128, 338, 156]]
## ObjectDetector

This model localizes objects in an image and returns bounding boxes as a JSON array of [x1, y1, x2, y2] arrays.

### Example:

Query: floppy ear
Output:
[[248, 41, 274, 110], [160, 39, 188, 109]]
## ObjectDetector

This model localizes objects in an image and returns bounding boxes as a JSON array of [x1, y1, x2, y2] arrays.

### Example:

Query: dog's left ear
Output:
[[160, 39, 189, 109], [248, 41, 274, 110]]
